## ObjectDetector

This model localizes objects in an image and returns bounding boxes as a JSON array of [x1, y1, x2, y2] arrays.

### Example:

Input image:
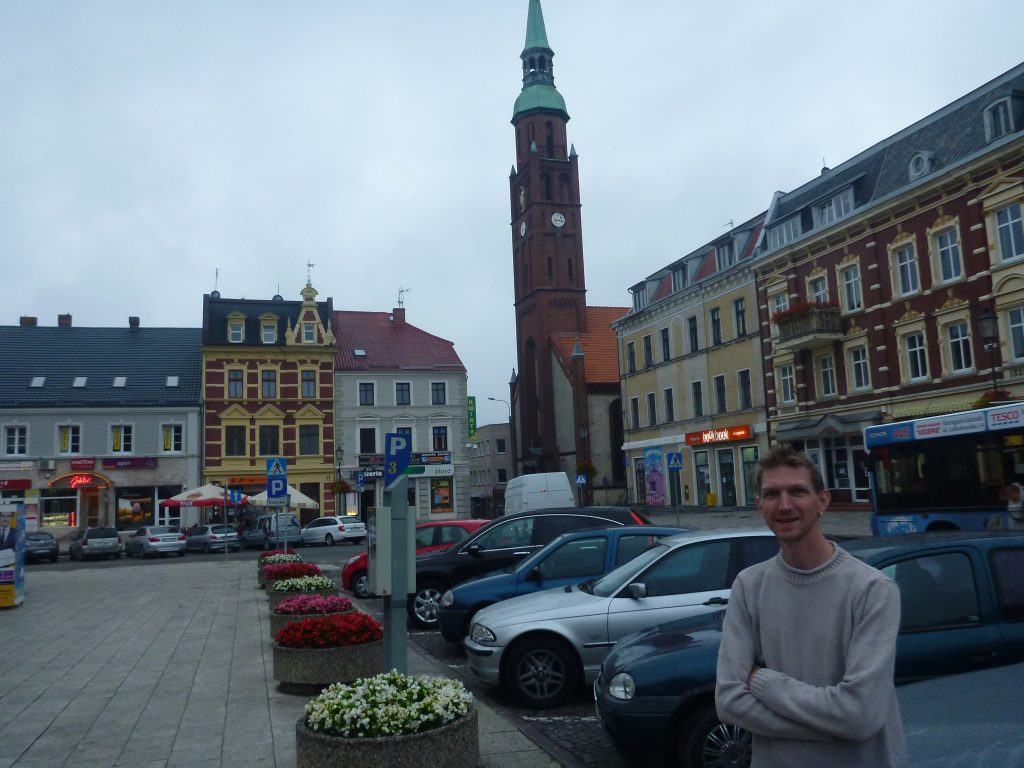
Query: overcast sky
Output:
[[3, 1, 1023, 426]]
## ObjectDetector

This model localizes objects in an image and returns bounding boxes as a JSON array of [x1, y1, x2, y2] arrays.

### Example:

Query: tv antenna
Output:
[[214, 267, 219, 292], [724, 220, 734, 230], [306, 261, 316, 284], [398, 287, 412, 308]]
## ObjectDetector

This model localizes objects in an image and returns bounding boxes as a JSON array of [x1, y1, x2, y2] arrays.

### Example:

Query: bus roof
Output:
[[863, 401, 1024, 448]]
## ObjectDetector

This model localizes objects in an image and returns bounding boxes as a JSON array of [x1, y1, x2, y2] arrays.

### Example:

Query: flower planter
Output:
[[269, 609, 352, 639], [295, 704, 478, 768], [272, 640, 384, 687], [268, 588, 337, 612]]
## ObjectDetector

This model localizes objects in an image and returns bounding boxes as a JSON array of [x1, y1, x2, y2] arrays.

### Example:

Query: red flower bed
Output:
[[275, 612, 383, 649], [263, 562, 322, 581]]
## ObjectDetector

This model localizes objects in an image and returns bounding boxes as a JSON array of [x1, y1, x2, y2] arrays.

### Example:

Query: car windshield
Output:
[[89, 528, 118, 539], [211, 525, 234, 534], [590, 543, 669, 597]]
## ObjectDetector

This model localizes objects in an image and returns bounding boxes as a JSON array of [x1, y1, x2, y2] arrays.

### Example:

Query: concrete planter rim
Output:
[[296, 701, 475, 743], [272, 638, 380, 653], [270, 606, 353, 619]]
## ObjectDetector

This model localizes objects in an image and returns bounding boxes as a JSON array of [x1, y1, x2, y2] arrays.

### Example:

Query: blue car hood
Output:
[[450, 571, 517, 604]]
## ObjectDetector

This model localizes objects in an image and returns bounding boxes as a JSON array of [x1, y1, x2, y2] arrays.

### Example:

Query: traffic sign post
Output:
[[266, 457, 288, 552], [382, 433, 412, 674]]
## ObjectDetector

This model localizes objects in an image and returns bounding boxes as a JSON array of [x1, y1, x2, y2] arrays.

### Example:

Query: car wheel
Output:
[[352, 570, 369, 599], [505, 636, 579, 709], [354, 537, 366, 545], [324, 533, 335, 546], [204, 543, 211, 554], [677, 704, 752, 768], [408, 581, 445, 628], [177, 550, 186, 557]]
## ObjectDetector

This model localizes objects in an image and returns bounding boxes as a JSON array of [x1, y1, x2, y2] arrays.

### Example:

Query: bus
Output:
[[863, 402, 1024, 535]]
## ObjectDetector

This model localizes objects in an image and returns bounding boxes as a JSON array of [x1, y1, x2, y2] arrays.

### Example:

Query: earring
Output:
[[817, 510, 824, 518]]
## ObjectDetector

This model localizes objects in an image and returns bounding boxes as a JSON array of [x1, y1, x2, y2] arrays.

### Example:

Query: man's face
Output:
[[757, 465, 830, 544], [0, 510, 11, 527]]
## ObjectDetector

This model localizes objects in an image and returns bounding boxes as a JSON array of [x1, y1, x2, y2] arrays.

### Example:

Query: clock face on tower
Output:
[[551, 212, 566, 228], [520, 221, 527, 237]]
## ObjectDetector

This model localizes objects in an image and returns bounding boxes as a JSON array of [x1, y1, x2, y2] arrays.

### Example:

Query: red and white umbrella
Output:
[[161, 484, 248, 508]]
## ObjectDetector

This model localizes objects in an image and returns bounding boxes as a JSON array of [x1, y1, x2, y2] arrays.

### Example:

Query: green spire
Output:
[[523, 0, 550, 52], [513, 0, 569, 122]]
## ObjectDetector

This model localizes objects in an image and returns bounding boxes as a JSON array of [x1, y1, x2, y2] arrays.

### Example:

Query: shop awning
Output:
[[775, 410, 883, 440], [888, 398, 978, 420]]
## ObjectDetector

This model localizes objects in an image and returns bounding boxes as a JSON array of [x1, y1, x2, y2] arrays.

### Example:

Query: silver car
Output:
[[185, 524, 240, 553], [464, 530, 778, 707], [69, 527, 123, 561], [125, 526, 187, 558], [300, 516, 367, 546]]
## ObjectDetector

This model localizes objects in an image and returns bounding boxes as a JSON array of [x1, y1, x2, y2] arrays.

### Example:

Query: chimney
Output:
[[129, 316, 140, 329], [19, 316, 37, 327], [391, 307, 405, 324], [58, 314, 72, 328]]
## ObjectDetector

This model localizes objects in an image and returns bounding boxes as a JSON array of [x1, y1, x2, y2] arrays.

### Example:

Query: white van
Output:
[[503, 472, 575, 515]]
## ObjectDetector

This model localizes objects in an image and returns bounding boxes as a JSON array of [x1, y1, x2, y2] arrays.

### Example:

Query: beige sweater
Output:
[[715, 546, 906, 768]]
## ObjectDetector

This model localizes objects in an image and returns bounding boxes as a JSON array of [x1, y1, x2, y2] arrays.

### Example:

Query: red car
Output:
[[342, 519, 489, 598]]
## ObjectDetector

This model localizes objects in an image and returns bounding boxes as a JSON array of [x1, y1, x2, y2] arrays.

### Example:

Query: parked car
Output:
[[24, 532, 59, 563], [503, 472, 575, 515], [438, 526, 684, 643], [125, 526, 187, 558], [69, 527, 123, 561], [464, 530, 778, 707], [411, 506, 651, 629], [594, 531, 1024, 767], [243, 513, 302, 549], [300, 516, 367, 547], [342, 519, 489, 599], [185, 524, 240, 553]]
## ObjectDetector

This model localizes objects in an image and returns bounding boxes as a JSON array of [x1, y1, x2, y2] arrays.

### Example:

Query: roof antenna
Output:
[[306, 261, 316, 285], [724, 219, 734, 230], [214, 267, 219, 292], [398, 287, 412, 308]]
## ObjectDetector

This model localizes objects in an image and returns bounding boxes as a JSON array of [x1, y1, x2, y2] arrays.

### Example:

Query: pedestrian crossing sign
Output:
[[667, 452, 683, 470], [266, 458, 287, 477]]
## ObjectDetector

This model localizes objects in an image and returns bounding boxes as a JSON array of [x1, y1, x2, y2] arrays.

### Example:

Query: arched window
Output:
[[542, 173, 552, 200], [545, 122, 555, 159], [558, 174, 571, 202], [529, 57, 536, 72], [539, 56, 546, 71]]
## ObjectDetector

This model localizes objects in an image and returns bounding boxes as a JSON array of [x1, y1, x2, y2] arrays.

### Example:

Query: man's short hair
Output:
[[756, 445, 826, 495]]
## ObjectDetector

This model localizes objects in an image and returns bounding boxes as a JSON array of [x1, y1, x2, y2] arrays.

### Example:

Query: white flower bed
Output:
[[304, 671, 473, 738], [262, 553, 303, 565], [271, 575, 334, 593]]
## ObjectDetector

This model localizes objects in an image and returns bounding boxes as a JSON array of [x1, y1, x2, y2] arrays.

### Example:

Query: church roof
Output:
[[513, 85, 569, 121], [333, 311, 465, 372], [551, 306, 629, 385], [523, 0, 550, 51]]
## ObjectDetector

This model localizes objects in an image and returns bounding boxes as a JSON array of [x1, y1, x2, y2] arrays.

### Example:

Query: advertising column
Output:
[[0, 503, 26, 608]]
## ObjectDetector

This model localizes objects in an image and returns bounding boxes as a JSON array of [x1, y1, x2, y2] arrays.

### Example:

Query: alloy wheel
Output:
[[324, 533, 334, 546], [701, 721, 752, 768], [354, 573, 369, 599], [515, 649, 566, 702], [413, 587, 442, 624]]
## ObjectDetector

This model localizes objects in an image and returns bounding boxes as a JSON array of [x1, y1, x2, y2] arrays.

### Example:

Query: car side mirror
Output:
[[627, 582, 647, 600], [526, 566, 542, 582], [466, 542, 483, 557]]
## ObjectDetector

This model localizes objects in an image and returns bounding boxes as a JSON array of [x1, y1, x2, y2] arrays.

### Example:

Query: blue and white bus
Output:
[[864, 402, 1024, 535]]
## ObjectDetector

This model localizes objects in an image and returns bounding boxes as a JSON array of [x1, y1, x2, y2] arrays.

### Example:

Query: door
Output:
[[852, 445, 870, 503], [452, 516, 538, 583], [520, 535, 609, 595], [717, 449, 737, 507], [668, 468, 682, 506], [694, 451, 711, 504], [633, 458, 647, 504], [882, 549, 1005, 682], [607, 539, 733, 642]]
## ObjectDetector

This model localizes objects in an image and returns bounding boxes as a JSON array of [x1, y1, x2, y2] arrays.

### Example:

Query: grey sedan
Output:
[[464, 529, 777, 707], [125, 526, 187, 558], [185, 525, 240, 553]]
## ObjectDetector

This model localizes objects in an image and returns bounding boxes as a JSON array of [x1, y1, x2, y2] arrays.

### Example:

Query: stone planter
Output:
[[295, 704, 478, 768], [272, 640, 384, 687], [269, 609, 353, 640], [268, 587, 337, 612]]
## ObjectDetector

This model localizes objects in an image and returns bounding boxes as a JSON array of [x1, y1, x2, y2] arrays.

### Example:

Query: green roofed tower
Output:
[[512, 0, 568, 123]]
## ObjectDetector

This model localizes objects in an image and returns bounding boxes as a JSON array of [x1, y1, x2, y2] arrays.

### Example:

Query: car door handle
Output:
[[703, 597, 729, 606], [969, 645, 997, 662]]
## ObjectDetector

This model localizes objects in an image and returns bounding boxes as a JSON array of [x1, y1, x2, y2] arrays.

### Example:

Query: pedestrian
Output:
[[715, 445, 906, 767], [987, 481, 1024, 530]]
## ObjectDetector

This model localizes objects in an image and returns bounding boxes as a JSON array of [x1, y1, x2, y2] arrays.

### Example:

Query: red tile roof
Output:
[[650, 275, 673, 302], [693, 250, 716, 280], [551, 306, 629, 385], [333, 311, 465, 372]]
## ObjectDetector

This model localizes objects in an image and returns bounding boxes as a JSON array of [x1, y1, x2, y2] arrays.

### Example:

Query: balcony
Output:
[[775, 303, 843, 352]]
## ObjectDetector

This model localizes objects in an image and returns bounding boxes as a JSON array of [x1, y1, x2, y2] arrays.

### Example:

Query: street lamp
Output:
[[979, 308, 1000, 395], [488, 396, 511, 419]]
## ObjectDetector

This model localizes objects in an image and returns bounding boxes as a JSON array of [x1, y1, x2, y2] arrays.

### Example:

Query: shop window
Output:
[[40, 490, 77, 528], [430, 478, 453, 516], [116, 488, 155, 531]]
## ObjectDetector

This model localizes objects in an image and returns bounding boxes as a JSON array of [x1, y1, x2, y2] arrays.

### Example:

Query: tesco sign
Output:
[[988, 405, 1024, 431]]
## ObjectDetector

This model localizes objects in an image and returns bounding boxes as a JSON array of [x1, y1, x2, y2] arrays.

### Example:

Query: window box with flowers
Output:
[[268, 574, 338, 610], [272, 611, 385, 688], [269, 594, 353, 637], [295, 671, 479, 768]]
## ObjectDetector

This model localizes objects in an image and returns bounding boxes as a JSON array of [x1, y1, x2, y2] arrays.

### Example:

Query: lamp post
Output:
[[979, 308, 1000, 397]]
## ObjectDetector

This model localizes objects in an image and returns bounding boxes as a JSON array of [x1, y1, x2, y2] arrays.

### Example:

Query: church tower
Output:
[[510, 0, 588, 472]]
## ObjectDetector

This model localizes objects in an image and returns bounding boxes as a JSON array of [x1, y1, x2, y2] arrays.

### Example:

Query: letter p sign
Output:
[[384, 432, 412, 490]]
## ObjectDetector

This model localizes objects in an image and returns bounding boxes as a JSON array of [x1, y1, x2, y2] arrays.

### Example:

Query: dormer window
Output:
[[303, 322, 315, 343], [113, 376, 126, 388], [671, 266, 687, 292], [813, 188, 854, 228], [908, 151, 934, 182], [261, 322, 277, 344], [228, 321, 244, 343], [354, 349, 367, 357], [767, 216, 802, 250], [29, 376, 45, 388], [986, 100, 1013, 141], [632, 286, 648, 312], [166, 376, 179, 387], [73, 377, 87, 388], [715, 241, 736, 271]]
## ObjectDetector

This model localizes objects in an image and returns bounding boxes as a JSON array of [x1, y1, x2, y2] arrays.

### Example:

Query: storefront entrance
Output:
[[717, 449, 737, 507]]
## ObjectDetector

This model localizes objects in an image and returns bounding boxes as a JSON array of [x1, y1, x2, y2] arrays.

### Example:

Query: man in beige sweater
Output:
[[715, 446, 906, 767]]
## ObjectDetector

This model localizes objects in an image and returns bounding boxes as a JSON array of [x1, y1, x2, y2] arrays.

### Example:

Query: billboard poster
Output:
[[644, 448, 665, 506], [0, 503, 25, 609], [467, 396, 477, 440], [430, 478, 453, 515]]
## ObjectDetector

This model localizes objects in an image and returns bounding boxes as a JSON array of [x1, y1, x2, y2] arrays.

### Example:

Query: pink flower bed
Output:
[[274, 594, 353, 616]]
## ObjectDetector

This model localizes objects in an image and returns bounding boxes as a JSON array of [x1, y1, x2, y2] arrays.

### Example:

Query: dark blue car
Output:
[[595, 532, 1024, 767], [437, 526, 684, 643]]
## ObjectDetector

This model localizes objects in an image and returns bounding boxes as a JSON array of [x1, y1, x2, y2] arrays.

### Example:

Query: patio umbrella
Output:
[[161, 484, 249, 507], [248, 485, 320, 509]]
